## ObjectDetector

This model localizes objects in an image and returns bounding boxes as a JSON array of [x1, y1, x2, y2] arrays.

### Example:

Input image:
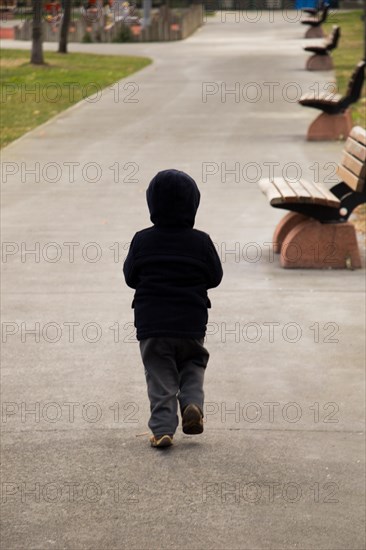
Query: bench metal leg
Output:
[[304, 26, 324, 39], [306, 54, 333, 71], [307, 110, 353, 141], [280, 218, 362, 269], [330, 183, 366, 220], [273, 212, 308, 253]]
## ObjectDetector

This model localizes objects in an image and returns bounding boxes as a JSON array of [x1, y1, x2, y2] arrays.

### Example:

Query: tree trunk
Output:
[[31, 0, 44, 65], [59, 0, 71, 53]]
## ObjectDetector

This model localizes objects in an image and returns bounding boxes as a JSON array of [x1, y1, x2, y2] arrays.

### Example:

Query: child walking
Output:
[[123, 169, 223, 448]]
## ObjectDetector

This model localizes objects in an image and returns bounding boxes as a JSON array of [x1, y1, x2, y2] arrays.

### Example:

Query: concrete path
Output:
[[1, 13, 365, 550]]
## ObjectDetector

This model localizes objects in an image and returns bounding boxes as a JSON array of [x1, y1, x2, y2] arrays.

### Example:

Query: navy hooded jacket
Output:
[[123, 169, 223, 341]]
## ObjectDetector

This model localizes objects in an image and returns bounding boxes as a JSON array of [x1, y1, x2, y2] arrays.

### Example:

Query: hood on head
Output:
[[146, 169, 200, 228]]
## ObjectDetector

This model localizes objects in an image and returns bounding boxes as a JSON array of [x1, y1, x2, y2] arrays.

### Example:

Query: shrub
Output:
[[112, 24, 133, 42], [82, 31, 93, 43]]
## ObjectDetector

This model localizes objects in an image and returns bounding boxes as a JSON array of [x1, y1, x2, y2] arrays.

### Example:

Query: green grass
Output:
[[323, 10, 365, 125], [0, 49, 152, 148], [323, 10, 366, 234]]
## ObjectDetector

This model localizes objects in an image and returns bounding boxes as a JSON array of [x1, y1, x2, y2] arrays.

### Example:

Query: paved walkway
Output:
[[1, 14, 365, 550]]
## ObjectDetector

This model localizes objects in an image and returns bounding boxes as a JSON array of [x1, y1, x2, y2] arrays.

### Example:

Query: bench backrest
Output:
[[338, 126, 366, 193], [326, 25, 340, 50], [319, 4, 329, 23], [345, 60, 365, 104]]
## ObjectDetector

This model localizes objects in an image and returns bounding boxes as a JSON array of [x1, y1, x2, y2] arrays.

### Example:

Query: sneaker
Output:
[[150, 434, 173, 448], [182, 404, 203, 435]]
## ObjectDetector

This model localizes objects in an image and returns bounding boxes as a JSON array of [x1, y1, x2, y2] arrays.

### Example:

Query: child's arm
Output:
[[123, 234, 139, 289], [206, 236, 223, 289]]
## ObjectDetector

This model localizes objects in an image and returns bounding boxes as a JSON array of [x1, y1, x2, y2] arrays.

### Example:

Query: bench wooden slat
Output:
[[350, 125, 366, 146], [310, 181, 340, 207], [337, 164, 365, 192], [340, 151, 366, 178], [298, 179, 339, 207], [297, 179, 331, 203], [272, 177, 298, 201], [258, 179, 284, 205], [345, 137, 366, 162], [284, 178, 313, 201], [338, 127, 366, 192]]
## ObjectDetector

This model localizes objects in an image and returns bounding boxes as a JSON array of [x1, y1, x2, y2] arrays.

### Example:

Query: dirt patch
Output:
[[0, 57, 29, 68]]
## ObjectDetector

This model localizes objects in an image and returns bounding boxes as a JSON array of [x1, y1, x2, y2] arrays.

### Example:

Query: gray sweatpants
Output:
[[139, 337, 209, 437]]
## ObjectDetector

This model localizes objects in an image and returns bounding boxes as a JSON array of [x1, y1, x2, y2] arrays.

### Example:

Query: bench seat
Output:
[[304, 45, 329, 55], [300, 91, 342, 103], [302, 16, 323, 25], [258, 177, 340, 208]]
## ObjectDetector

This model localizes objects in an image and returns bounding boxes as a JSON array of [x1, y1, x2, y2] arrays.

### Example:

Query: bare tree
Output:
[[31, 0, 44, 64], [59, 0, 72, 53]]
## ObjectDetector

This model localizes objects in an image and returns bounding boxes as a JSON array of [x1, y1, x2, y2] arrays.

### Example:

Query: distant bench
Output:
[[258, 126, 366, 269], [302, 0, 326, 17], [303, 25, 340, 71], [299, 60, 365, 141], [301, 4, 329, 39]]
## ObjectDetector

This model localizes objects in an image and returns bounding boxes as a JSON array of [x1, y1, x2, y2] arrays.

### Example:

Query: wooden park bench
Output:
[[299, 60, 365, 141], [303, 25, 340, 71], [258, 126, 366, 269], [301, 4, 329, 39]]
